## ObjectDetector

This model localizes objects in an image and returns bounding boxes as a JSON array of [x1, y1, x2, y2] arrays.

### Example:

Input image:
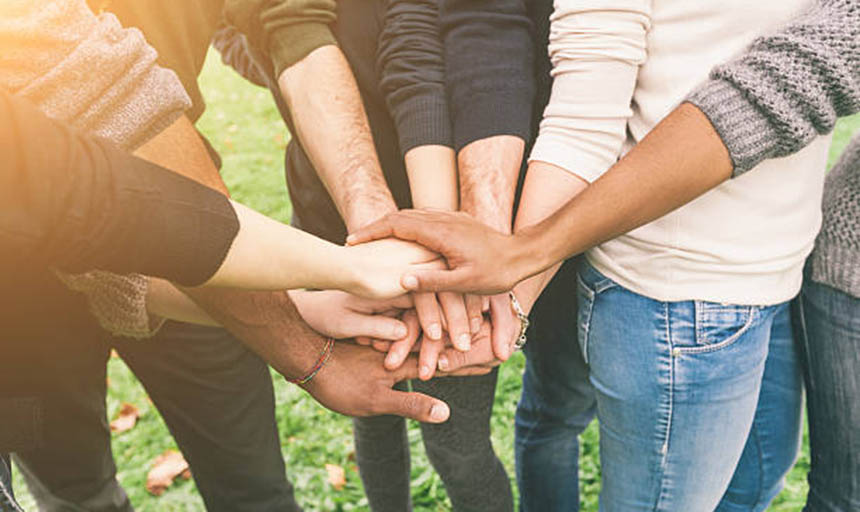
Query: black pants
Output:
[[17, 323, 302, 512], [1, 271, 300, 511]]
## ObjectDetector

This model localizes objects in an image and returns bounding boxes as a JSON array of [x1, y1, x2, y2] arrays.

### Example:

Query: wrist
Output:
[[333, 245, 367, 295], [461, 203, 512, 234], [344, 198, 397, 234], [509, 226, 547, 284]]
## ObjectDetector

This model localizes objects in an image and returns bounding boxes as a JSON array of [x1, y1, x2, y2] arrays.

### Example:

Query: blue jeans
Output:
[[578, 260, 803, 511], [515, 258, 597, 511], [797, 278, 860, 512]]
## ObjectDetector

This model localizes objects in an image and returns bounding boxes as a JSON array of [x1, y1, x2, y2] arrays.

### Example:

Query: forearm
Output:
[[147, 278, 218, 326], [205, 201, 355, 291], [182, 286, 328, 379], [278, 45, 396, 231], [511, 161, 588, 313], [457, 135, 524, 232], [404, 145, 458, 211], [516, 103, 732, 278]]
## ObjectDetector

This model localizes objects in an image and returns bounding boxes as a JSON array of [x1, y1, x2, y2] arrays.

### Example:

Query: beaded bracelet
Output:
[[287, 338, 335, 385]]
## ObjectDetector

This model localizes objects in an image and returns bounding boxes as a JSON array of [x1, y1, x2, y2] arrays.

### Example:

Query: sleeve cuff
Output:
[[451, 89, 534, 151], [685, 79, 780, 177], [123, 156, 241, 287], [529, 137, 610, 184], [393, 94, 454, 155], [269, 22, 338, 78]]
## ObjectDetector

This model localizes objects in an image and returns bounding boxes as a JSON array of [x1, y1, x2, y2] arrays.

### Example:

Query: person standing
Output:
[[355, 0, 860, 510], [2, 2, 452, 511], [215, 0, 524, 508], [796, 134, 860, 512]]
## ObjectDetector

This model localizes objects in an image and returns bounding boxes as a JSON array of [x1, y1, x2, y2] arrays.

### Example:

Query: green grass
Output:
[[12, 50, 860, 511]]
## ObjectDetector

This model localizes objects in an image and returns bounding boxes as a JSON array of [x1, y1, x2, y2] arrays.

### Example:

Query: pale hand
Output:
[[343, 237, 446, 299], [288, 289, 416, 341]]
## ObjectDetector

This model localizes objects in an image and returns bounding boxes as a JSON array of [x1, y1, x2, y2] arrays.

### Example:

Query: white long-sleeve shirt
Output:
[[530, 0, 832, 305]]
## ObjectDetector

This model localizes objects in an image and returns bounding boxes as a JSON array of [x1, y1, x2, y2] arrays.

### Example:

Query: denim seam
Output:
[[677, 306, 758, 355], [576, 273, 595, 365], [795, 293, 815, 390], [751, 418, 766, 511], [654, 301, 674, 512]]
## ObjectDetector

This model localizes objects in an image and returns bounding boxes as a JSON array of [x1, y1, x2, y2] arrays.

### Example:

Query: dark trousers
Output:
[[514, 257, 596, 512], [796, 275, 860, 512], [12, 321, 301, 512]]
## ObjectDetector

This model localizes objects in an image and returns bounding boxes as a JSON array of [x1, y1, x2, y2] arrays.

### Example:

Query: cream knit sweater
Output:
[[530, 0, 832, 305]]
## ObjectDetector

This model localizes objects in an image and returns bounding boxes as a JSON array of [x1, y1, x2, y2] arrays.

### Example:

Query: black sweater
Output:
[[0, 90, 239, 287], [215, 0, 552, 242]]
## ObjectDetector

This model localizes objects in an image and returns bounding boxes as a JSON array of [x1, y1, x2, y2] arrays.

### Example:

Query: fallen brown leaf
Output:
[[146, 450, 189, 496], [325, 463, 346, 491], [110, 403, 140, 434]]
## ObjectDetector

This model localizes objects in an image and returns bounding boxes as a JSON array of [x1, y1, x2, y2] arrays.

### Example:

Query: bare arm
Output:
[[348, 104, 731, 295], [135, 112, 451, 423], [278, 45, 397, 232]]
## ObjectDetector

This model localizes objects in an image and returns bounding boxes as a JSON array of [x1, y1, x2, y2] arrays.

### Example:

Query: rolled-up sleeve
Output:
[[440, 0, 535, 150], [0, 0, 191, 151], [529, 0, 651, 183], [378, 0, 453, 155], [0, 90, 240, 287], [223, 0, 338, 78], [686, 0, 860, 176]]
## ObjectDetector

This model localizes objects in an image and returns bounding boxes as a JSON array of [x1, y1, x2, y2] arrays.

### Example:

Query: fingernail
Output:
[[385, 353, 399, 367], [456, 333, 471, 351], [346, 234, 356, 244], [420, 365, 431, 379], [403, 275, 419, 289], [438, 355, 449, 371], [430, 403, 450, 422], [428, 323, 442, 340], [470, 318, 481, 334], [394, 324, 407, 339]]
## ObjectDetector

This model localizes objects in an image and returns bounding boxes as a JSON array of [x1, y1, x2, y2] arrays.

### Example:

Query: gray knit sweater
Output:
[[1, 0, 192, 337], [687, 0, 860, 298]]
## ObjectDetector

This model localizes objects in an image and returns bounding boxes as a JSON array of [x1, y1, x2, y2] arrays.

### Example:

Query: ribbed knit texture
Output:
[[686, 0, 860, 175], [809, 136, 860, 298], [686, 0, 860, 299], [377, 0, 454, 155], [223, 0, 339, 78], [0, 0, 191, 150], [56, 271, 167, 339], [440, 0, 536, 151], [1, 0, 192, 339]]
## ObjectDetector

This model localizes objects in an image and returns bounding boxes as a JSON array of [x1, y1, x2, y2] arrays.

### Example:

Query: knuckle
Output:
[[401, 394, 422, 415]]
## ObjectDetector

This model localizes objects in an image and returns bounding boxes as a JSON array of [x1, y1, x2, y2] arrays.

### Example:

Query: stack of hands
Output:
[[280, 219, 529, 426], [295, 231, 523, 380]]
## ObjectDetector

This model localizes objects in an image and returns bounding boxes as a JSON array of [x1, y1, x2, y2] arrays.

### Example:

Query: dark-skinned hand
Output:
[[347, 210, 530, 295]]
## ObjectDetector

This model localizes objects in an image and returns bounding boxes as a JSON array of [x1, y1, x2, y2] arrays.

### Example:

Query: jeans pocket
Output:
[[576, 268, 618, 365], [678, 301, 758, 355]]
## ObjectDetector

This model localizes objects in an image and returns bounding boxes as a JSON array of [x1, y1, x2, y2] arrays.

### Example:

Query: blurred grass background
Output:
[[12, 49, 860, 511]]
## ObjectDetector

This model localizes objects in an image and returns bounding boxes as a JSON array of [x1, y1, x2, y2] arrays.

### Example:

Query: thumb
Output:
[[346, 218, 395, 245], [376, 388, 450, 423], [402, 268, 473, 293]]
